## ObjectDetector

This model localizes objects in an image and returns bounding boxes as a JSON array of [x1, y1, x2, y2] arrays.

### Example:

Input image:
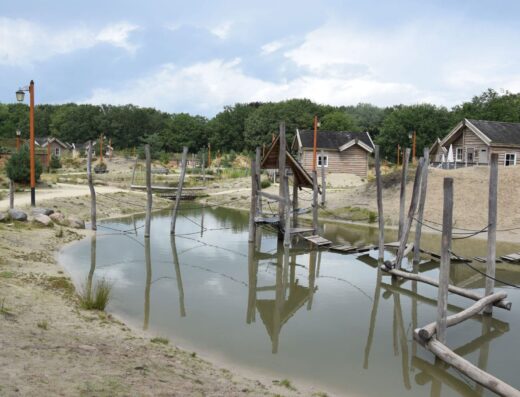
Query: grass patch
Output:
[[45, 276, 75, 296], [0, 271, 14, 278], [151, 337, 169, 345], [273, 379, 296, 391], [37, 320, 48, 330], [79, 278, 112, 310], [321, 206, 377, 223], [0, 298, 11, 315]]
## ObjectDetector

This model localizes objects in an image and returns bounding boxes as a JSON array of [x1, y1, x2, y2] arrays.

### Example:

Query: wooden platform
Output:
[[289, 227, 315, 234], [501, 253, 520, 263], [419, 248, 470, 262], [303, 235, 332, 246], [474, 256, 503, 263], [254, 216, 280, 224], [329, 244, 376, 254], [131, 184, 206, 191]]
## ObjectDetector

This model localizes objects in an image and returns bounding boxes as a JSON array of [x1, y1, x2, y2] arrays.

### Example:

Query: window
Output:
[[55, 146, 60, 157], [318, 154, 328, 167], [456, 148, 463, 162], [505, 153, 517, 166]]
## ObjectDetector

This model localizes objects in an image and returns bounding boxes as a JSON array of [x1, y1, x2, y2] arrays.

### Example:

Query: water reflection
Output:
[[144, 237, 151, 330], [171, 236, 186, 317]]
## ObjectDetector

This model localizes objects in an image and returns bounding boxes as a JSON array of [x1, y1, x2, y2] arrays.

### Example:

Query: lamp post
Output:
[[16, 80, 36, 207], [16, 129, 21, 150]]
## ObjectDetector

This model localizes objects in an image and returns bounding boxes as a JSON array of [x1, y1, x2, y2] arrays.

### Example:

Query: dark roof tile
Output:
[[298, 130, 373, 150], [467, 119, 520, 145]]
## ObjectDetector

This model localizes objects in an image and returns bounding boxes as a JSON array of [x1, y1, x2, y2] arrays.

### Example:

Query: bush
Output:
[[79, 278, 112, 310], [49, 155, 61, 169], [94, 162, 107, 174], [260, 179, 271, 189], [5, 145, 43, 184]]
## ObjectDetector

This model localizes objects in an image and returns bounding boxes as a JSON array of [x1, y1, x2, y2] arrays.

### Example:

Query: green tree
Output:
[[208, 103, 257, 151], [320, 111, 359, 131], [6, 145, 43, 183]]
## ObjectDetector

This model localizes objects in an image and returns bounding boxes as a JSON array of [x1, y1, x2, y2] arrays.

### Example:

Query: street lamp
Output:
[[16, 80, 36, 207], [16, 129, 21, 150]]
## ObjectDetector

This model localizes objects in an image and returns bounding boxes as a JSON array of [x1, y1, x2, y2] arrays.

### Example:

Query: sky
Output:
[[1, 0, 520, 116]]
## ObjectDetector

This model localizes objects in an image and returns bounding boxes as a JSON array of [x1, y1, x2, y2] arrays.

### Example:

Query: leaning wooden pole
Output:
[[320, 149, 326, 206], [485, 153, 498, 314], [436, 177, 453, 344], [9, 179, 14, 210], [398, 148, 411, 240], [312, 170, 318, 233], [248, 158, 258, 243], [395, 157, 424, 268], [144, 144, 152, 238], [87, 140, 97, 231], [278, 122, 286, 240], [413, 148, 430, 264], [170, 146, 188, 235], [374, 145, 384, 261]]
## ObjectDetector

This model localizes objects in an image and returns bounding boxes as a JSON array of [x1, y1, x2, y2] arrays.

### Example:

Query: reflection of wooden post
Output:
[[414, 148, 430, 264], [170, 236, 186, 317], [312, 171, 318, 232], [278, 122, 286, 240], [398, 148, 410, 240], [246, 242, 257, 324], [363, 267, 382, 369], [9, 179, 14, 210], [475, 316, 491, 396], [375, 145, 384, 260], [393, 279, 411, 390], [87, 140, 97, 231], [144, 144, 152, 238], [437, 178, 453, 344], [307, 250, 317, 310], [86, 235, 97, 300], [273, 240, 284, 354], [171, 147, 188, 234], [202, 157, 206, 185], [484, 154, 498, 314], [200, 205, 205, 238], [248, 158, 257, 243], [144, 237, 152, 330], [320, 149, 326, 206]]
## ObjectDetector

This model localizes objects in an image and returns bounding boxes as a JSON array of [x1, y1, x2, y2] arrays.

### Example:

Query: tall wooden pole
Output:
[[248, 158, 257, 243], [283, 170, 292, 248], [29, 80, 35, 207], [207, 143, 211, 167], [144, 144, 152, 238], [374, 145, 384, 261], [484, 154, 498, 314], [170, 146, 188, 234], [9, 179, 14, 210], [413, 148, 430, 264], [278, 122, 286, 240], [99, 134, 104, 163], [397, 144, 400, 167], [255, 147, 262, 214], [312, 115, 318, 171], [412, 131, 417, 163], [437, 177, 453, 344], [320, 149, 326, 206], [87, 141, 97, 231], [398, 148, 411, 240], [312, 171, 318, 232], [292, 180, 299, 228]]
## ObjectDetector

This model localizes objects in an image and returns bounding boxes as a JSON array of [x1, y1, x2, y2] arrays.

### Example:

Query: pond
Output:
[[59, 206, 520, 396]]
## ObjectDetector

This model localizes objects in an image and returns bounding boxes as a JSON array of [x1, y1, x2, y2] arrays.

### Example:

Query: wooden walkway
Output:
[[302, 235, 332, 246]]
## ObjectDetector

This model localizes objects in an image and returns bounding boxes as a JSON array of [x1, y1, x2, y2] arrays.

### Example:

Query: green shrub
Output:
[[368, 211, 377, 223], [260, 179, 271, 189], [49, 154, 61, 169], [6, 145, 43, 184], [94, 161, 107, 174], [79, 278, 112, 310]]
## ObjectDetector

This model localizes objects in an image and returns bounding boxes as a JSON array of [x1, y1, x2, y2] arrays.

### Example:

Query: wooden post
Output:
[[312, 116, 318, 171], [99, 134, 104, 163], [255, 147, 262, 215], [397, 144, 400, 166], [398, 148, 411, 240], [278, 122, 286, 240], [320, 149, 326, 206], [485, 153, 498, 314], [248, 158, 258, 243], [436, 177, 453, 344], [413, 148, 430, 264], [170, 147, 188, 235], [144, 144, 152, 238], [131, 156, 138, 187], [283, 170, 291, 248], [395, 157, 424, 268], [207, 143, 211, 167], [202, 157, 206, 185], [374, 145, 384, 261], [312, 170, 318, 232], [292, 180, 298, 228], [87, 140, 97, 231], [9, 179, 14, 210], [47, 144, 51, 171]]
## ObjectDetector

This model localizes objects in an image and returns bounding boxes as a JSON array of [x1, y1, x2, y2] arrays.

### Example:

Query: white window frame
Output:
[[456, 147, 463, 162], [318, 154, 328, 168], [505, 153, 517, 166]]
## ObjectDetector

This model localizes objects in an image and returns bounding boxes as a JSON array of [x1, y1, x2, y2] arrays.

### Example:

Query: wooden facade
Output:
[[300, 145, 369, 177]]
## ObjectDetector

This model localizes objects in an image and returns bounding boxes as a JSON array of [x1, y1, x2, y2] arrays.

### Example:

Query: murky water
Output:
[[59, 207, 520, 396]]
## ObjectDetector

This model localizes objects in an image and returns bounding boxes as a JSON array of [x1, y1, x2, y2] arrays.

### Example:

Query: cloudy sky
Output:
[[1, 0, 520, 116]]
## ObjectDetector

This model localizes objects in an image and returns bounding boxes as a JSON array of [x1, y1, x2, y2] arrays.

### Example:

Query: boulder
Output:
[[8, 209, 27, 221], [33, 214, 53, 227], [32, 207, 54, 216], [0, 212, 8, 222], [68, 217, 85, 229], [50, 212, 66, 225]]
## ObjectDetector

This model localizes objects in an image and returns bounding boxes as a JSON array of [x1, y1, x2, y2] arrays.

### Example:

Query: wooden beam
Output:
[[259, 191, 284, 202]]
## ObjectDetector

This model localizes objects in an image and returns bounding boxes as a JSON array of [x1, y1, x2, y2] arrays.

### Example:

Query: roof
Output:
[[35, 137, 69, 148], [297, 130, 374, 152], [466, 119, 520, 146]]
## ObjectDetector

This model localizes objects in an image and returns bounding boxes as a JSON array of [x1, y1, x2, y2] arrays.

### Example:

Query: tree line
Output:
[[1, 88, 519, 160]]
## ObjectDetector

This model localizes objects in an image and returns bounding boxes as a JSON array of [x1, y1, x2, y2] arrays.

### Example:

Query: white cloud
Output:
[[0, 18, 139, 66], [210, 21, 232, 39], [261, 40, 285, 55]]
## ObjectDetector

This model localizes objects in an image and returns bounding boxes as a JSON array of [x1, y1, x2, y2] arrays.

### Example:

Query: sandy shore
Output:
[[0, 191, 324, 397]]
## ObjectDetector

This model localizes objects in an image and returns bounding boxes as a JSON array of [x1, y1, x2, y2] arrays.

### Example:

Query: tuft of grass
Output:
[[0, 271, 14, 278], [273, 379, 297, 391], [0, 298, 11, 314], [79, 278, 112, 311], [37, 320, 48, 330], [151, 337, 169, 345], [45, 276, 75, 296]]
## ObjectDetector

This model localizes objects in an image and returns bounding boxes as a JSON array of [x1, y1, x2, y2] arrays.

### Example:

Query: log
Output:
[[417, 291, 507, 341], [425, 338, 520, 397], [144, 144, 152, 238], [437, 177, 453, 344], [413, 148, 430, 264], [170, 146, 188, 234], [398, 148, 410, 240], [374, 145, 384, 261], [381, 267, 512, 310], [87, 140, 97, 231], [485, 153, 498, 314]]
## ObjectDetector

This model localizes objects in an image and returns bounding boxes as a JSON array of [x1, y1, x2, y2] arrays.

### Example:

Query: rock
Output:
[[33, 214, 53, 227], [0, 212, 7, 222], [32, 207, 54, 216], [50, 212, 66, 225], [8, 209, 27, 221], [68, 217, 85, 229]]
